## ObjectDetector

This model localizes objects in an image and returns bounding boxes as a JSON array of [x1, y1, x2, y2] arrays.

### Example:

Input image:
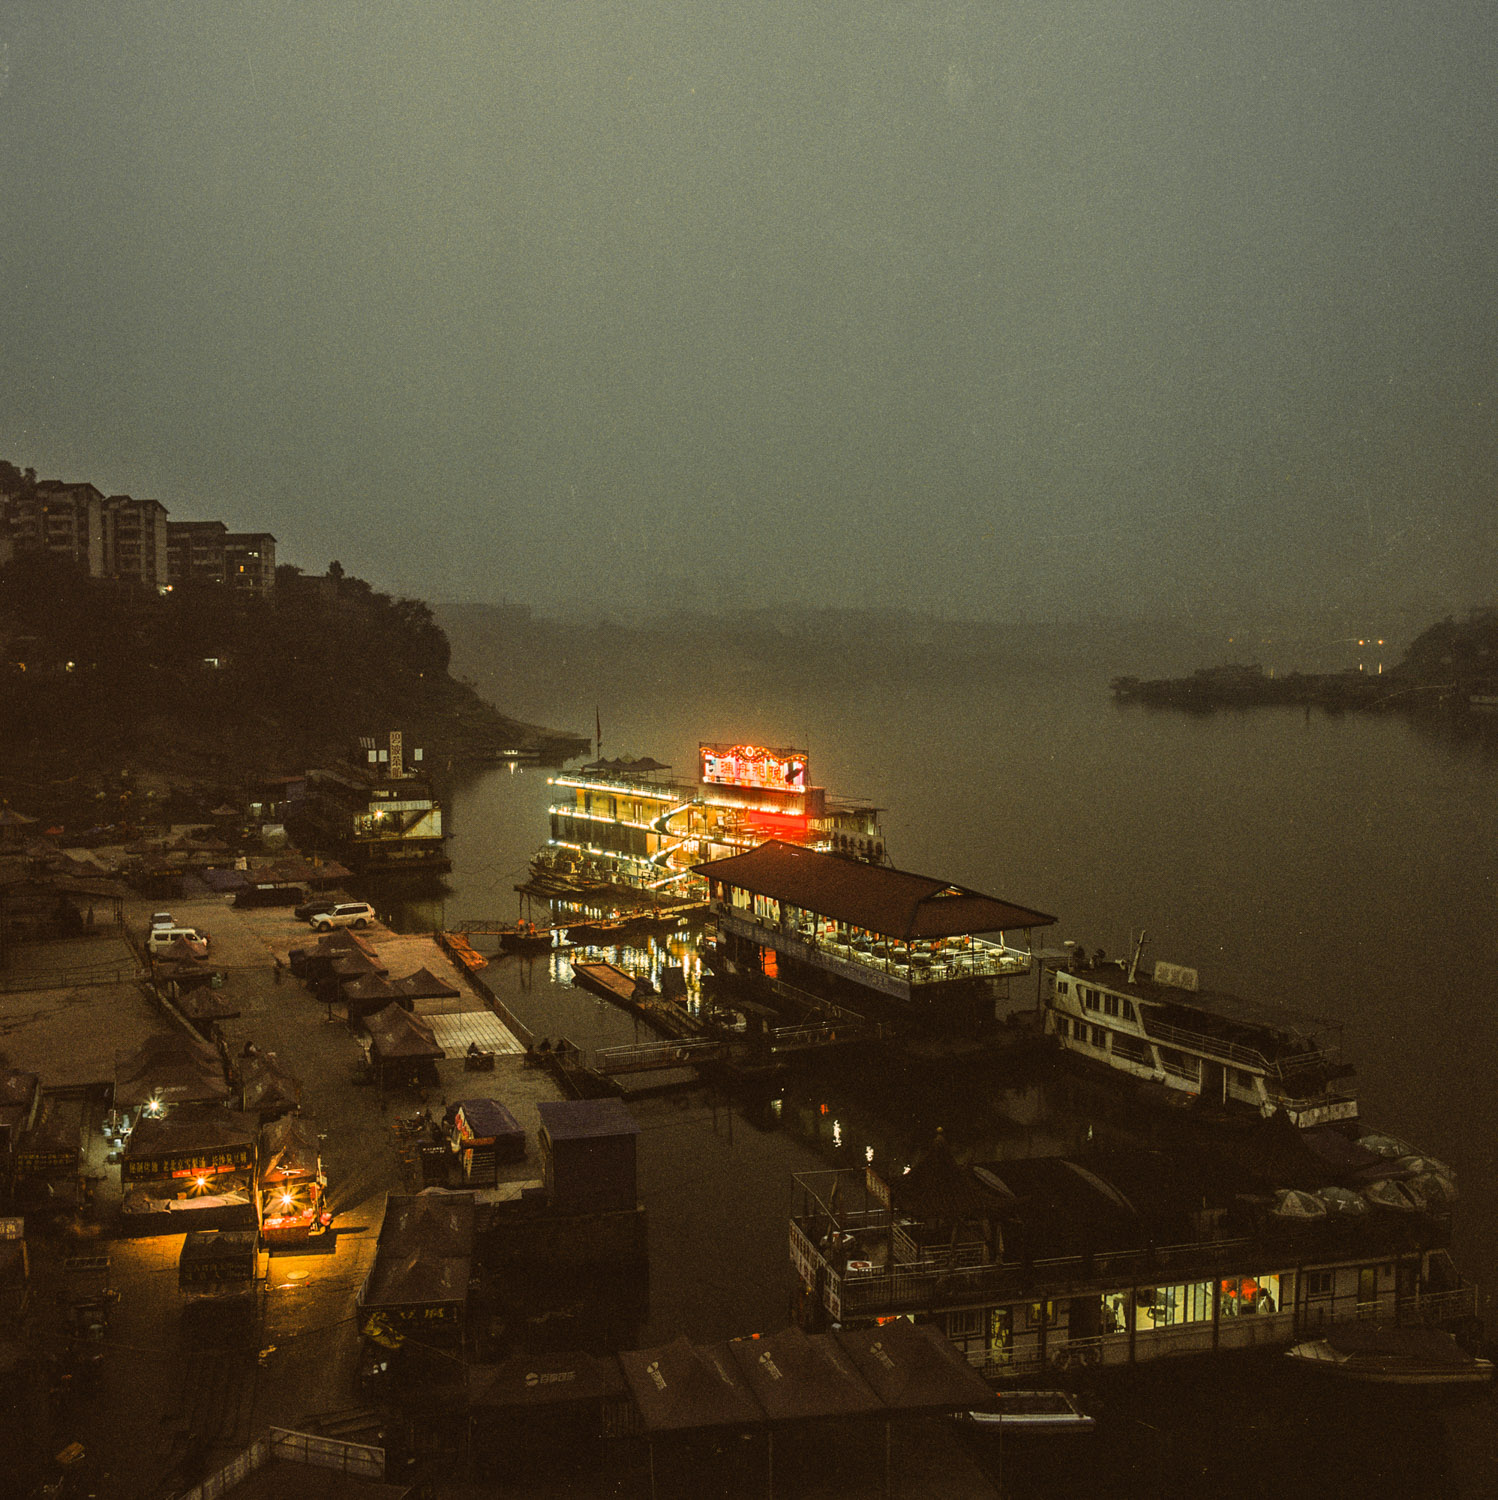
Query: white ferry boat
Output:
[[1043, 947, 1356, 1129]]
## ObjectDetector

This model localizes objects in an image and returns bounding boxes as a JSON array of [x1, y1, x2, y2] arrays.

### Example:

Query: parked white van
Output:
[[147, 926, 210, 958]]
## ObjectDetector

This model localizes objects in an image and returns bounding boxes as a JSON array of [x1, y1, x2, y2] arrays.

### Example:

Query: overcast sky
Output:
[[1, 2, 1494, 620]]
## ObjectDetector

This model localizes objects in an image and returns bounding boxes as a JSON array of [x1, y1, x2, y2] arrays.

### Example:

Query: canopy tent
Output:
[[618, 1337, 763, 1434], [891, 1131, 1015, 1222], [728, 1326, 882, 1423], [393, 967, 462, 1002], [240, 1053, 303, 1118], [365, 1004, 444, 1087], [833, 1319, 995, 1415], [469, 1350, 615, 1412], [342, 973, 407, 1020], [357, 1192, 475, 1346], [259, 1113, 320, 1182], [114, 1030, 229, 1110]]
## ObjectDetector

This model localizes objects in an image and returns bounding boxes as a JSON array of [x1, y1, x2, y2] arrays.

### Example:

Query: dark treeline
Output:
[[0, 554, 554, 790]]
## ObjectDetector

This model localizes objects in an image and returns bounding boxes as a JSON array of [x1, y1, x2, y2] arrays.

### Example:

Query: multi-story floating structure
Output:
[[533, 742, 885, 900], [1044, 950, 1357, 1128], [790, 1132, 1475, 1383], [288, 730, 449, 875]]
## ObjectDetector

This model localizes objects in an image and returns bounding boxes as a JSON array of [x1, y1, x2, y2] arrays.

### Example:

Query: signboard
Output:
[[1153, 961, 1199, 992], [124, 1145, 254, 1182], [699, 744, 808, 793], [15, 1152, 75, 1174]]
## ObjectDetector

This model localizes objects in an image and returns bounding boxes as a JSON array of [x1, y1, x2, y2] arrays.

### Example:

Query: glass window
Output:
[[1220, 1273, 1283, 1316], [1138, 1281, 1214, 1328], [1122, 1000, 1137, 1022]]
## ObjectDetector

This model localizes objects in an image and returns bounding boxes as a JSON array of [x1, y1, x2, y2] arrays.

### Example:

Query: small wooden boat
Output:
[[1287, 1325, 1494, 1386], [442, 933, 488, 970], [571, 961, 655, 1005]]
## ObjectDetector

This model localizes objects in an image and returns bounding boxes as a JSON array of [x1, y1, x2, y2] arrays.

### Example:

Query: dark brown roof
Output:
[[617, 1337, 763, 1433], [833, 1321, 996, 1413], [693, 841, 1055, 941], [727, 1327, 883, 1423], [365, 1005, 443, 1061]]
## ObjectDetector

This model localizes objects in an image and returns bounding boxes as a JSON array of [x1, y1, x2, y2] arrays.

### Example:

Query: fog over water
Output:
[[410, 620, 1498, 1357], [2, 2, 1495, 617]]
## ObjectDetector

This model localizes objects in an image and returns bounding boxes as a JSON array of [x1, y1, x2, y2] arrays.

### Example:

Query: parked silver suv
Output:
[[309, 901, 376, 931]]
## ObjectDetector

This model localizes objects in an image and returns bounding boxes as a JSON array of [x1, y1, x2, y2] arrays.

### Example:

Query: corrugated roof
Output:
[[693, 841, 1055, 941]]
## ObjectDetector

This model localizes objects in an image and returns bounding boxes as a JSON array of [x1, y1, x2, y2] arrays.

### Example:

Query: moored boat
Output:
[[1286, 1325, 1494, 1386], [1044, 942, 1356, 1129]]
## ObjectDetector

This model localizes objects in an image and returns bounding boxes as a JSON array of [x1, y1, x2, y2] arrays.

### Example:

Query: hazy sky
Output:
[[2, 2, 1494, 619]]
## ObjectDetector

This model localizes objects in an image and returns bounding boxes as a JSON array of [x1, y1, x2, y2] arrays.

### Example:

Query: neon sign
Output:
[[699, 744, 808, 793]]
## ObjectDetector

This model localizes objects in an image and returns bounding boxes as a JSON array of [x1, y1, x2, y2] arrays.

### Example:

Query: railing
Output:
[[1140, 1015, 1339, 1079], [719, 908, 1031, 988], [594, 1038, 725, 1073]]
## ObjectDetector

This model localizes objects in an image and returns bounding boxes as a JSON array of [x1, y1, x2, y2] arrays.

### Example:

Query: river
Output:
[[386, 622, 1498, 1495]]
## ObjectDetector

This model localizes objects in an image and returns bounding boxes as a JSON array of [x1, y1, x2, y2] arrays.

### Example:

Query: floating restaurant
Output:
[[695, 840, 1054, 1029], [790, 1130, 1478, 1382], [533, 742, 885, 900]]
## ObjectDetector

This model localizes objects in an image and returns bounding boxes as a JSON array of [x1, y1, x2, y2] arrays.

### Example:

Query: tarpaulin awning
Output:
[[693, 840, 1055, 941], [259, 1113, 321, 1182], [365, 1005, 444, 1061], [833, 1320, 996, 1414], [469, 1351, 615, 1411], [618, 1337, 764, 1434], [115, 1031, 229, 1108], [393, 967, 462, 1001], [727, 1327, 883, 1423]]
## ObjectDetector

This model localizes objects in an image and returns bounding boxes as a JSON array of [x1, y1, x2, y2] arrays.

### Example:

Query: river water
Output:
[[387, 627, 1498, 1494]]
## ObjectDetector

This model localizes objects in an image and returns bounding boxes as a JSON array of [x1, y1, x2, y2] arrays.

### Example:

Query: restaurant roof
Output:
[[694, 841, 1055, 940]]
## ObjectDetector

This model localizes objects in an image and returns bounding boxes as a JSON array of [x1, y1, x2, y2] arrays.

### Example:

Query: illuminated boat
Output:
[[533, 742, 886, 903]]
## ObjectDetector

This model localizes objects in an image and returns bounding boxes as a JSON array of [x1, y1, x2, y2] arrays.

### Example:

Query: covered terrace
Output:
[[695, 841, 1055, 1002]]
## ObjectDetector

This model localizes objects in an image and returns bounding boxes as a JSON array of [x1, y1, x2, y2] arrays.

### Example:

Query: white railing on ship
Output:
[[1142, 1016, 1338, 1077]]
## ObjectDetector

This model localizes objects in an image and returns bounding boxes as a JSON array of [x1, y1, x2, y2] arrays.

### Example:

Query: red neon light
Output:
[[699, 744, 808, 793], [746, 810, 808, 833]]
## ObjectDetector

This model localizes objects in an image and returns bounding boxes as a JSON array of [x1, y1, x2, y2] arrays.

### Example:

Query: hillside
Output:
[[0, 555, 586, 822]]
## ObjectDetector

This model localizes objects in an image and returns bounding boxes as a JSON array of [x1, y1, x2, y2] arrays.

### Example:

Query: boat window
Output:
[[1083, 988, 1099, 1012], [1103, 994, 1120, 1017], [1056, 979, 1069, 995], [1219, 1274, 1281, 1316], [1091, 1026, 1108, 1048], [1138, 1281, 1214, 1328], [947, 1308, 982, 1337], [1122, 1000, 1137, 1022]]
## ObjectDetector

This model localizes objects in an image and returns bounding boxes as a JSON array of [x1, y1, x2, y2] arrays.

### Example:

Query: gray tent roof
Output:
[[618, 1337, 763, 1434], [727, 1326, 883, 1424]]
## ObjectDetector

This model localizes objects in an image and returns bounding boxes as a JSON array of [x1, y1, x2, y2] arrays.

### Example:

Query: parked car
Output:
[[294, 895, 341, 922], [149, 911, 175, 929], [147, 926, 210, 958], [309, 902, 376, 932], [233, 883, 305, 909]]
